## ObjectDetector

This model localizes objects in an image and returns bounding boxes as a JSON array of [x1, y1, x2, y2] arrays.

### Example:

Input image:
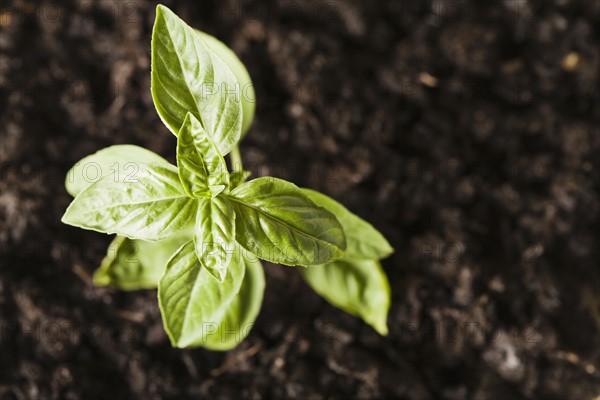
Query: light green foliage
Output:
[[65, 145, 168, 197], [302, 189, 393, 260], [300, 189, 393, 335], [229, 177, 346, 265], [62, 162, 198, 241], [151, 5, 242, 156], [200, 256, 265, 350], [177, 112, 229, 198], [302, 259, 391, 335], [62, 4, 394, 350], [196, 31, 255, 137], [194, 197, 236, 281], [94, 235, 188, 290], [158, 241, 245, 348]]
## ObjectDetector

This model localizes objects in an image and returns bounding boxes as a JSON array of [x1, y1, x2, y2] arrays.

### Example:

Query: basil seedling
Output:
[[62, 5, 393, 349]]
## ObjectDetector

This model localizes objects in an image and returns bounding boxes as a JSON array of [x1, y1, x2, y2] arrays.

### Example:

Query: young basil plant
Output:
[[62, 4, 394, 349]]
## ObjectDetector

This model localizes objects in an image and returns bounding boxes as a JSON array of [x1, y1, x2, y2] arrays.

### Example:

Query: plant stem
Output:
[[229, 146, 243, 171]]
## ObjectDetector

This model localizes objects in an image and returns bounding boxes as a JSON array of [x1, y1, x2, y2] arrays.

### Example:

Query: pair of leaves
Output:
[[177, 112, 229, 198], [159, 241, 264, 349], [152, 5, 243, 156], [300, 190, 393, 335], [93, 236, 264, 350], [177, 112, 235, 281]]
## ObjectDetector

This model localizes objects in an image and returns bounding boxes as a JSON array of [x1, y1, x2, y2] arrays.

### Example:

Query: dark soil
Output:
[[1, 0, 599, 399]]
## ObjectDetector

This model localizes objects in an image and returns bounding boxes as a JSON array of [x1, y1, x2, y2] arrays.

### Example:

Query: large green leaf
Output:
[[301, 259, 391, 335], [301, 189, 393, 260], [177, 113, 229, 198], [65, 145, 168, 197], [196, 31, 255, 137], [93, 235, 188, 290], [228, 177, 346, 265], [151, 5, 242, 156], [62, 163, 197, 241], [194, 197, 236, 281], [201, 257, 265, 350], [158, 241, 245, 348]]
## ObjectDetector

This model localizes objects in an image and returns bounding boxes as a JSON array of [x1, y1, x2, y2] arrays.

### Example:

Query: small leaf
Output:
[[177, 113, 229, 198], [302, 189, 393, 260], [151, 5, 242, 156], [229, 170, 251, 189], [62, 162, 197, 241], [158, 241, 245, 348], [228, 177, 346, 265], [93, 235, 188, 290], [194, 196, 236, 281], [301, 259, 391, 335], [65, 145, 168, 197], [201, 257, 265, 350]]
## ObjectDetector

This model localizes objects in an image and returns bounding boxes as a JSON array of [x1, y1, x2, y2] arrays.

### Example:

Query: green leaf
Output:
[[194, 196, 236, 281], [201, 257, 265, 351], [196, 31, 255, 137], [228, 177, 346, 265], [158, 241, 245, 348], [299, 189, 393, 334], [151, 5, 242, 156], [62, 162, 197, 241], [65, 145, 168, 197], [93, 235, 188, 290], [229, 170, 251, 189], [302, 189, 393, 260], [301, 259, 391, 335], [177, 113, 229, 198]]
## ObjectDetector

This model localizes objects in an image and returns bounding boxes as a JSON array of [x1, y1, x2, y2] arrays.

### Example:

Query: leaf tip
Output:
[[155, 4, 170, 18], [60, 206, 75, 226], [153, 5, 179, 36], [181, 112, 203, 132], [181, 110, 193, 124], [92, 269, 110, 287], [374, 323, 389, 336], [383, 246, 395, 259], [380, 240, 395, 259]]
